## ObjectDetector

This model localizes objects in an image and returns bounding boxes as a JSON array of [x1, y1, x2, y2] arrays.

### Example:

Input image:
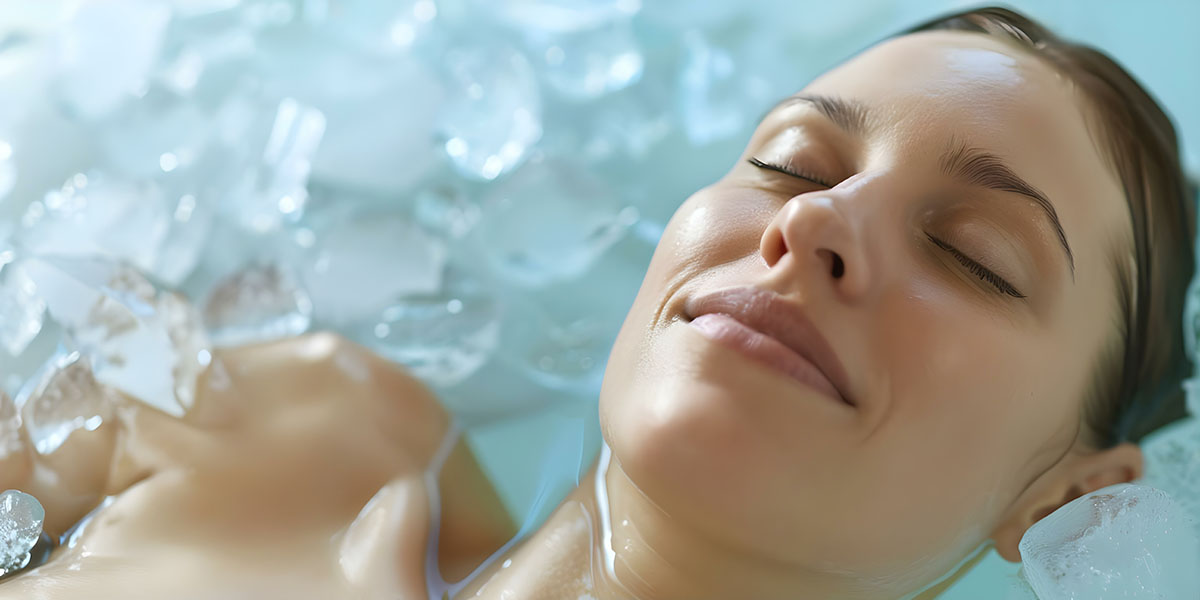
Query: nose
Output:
[[759, 193, 872, 301]]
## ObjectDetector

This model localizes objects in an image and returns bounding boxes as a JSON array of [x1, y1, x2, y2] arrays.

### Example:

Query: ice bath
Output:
[[0, 2, 1199, 599]]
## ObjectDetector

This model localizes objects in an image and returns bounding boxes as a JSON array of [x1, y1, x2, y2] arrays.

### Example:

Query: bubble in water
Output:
[[350, 269, 500, 388], [16, 351, 112, 456], [0, 261, 46, 357], [203, 263, 313, 346], [437, 43, 542, 181], [473, 159, 635, 287], [530, 20, 644, 100], [1018, 483, 1200, 599], [301, 210, 446, 324], [0, 490, 44, 574]]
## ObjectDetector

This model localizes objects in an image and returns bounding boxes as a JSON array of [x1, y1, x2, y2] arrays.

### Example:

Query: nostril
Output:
[[816, 249, 845, 279]]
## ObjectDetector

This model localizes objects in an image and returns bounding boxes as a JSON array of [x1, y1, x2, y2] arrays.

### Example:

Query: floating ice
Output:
[[0, 138, 14, 202], [529, 20, 644, 100], [502, 302, 612, 394], [472, 159, 635, 287], [16, 351, 112, 456], [203, 263, 313, 346], [437, 43, 542, 181], [1141, 417, 1200, 535], [18, 170, 215, 287], [323, 0, 439, 54], [222, 97, 326, 233], [349, 268, 500, 388], [491, 0, 641, 33], [0, 490, 43, 575], [412, 184, 480, 240], [53, 0, 171, 120], [18, 256, 209, 418], [0, 259, 46, 357], [1018, 483, 1200, 599], [0, 391, 23, 460], [301, 211, 446, 324]]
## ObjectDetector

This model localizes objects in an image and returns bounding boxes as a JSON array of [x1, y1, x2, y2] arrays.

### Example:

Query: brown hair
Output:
[[902, 7, 1197, 447]]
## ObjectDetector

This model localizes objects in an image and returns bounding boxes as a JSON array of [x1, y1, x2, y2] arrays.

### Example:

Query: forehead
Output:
[[799, 30, 1130, 296]]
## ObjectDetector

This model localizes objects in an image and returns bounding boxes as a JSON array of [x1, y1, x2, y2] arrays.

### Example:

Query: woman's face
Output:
[[600, 30, 1135, 591]]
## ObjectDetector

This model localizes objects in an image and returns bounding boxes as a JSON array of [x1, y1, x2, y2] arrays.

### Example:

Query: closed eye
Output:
[[926, 233, 1026, 299], [747, 157, 834, 188]]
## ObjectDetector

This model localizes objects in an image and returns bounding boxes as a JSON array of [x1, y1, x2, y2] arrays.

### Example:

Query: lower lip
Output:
[[687, 313, 847, 405]]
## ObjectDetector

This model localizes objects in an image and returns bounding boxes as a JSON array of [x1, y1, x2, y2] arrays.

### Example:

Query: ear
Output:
[[990, 442, 1143, 562]]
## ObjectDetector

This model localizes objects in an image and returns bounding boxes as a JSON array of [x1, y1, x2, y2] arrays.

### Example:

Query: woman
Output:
[[1, 7, 1193, 599]]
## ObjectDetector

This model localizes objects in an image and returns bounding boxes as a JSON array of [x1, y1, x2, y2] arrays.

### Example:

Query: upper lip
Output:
[[683, 286, 854, 406]]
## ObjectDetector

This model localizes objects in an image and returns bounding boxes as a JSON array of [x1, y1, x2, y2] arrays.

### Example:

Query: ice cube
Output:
[[15, 351, 112, 456], [301, 210, 446, 324], [491, 0, 641, 34], [202, 263, 313, 346], [0, 138, 14, 202], [1141, 417, 1200, 536], [0, 391, 23, 460], [528, 19, 643, 100], [412, 184, 480, 240], [0, 490, 43, 574], [348, 268, 500, 388], [0, 260, 46, 357], [222, 97, 326, 233], [18, 171, 215, 287], [1018, 483, 1200, 599], [19, 256, 208, 418], [471, 159, 635, 287], [437, 43, 542, 181], [53, 0, 172, 120]]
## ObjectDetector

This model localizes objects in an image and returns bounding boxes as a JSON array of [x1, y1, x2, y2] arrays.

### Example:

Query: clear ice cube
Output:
[[528, 19, 644, 100], [301, 210, 446, 324], [16, 351, 112, 456], [0, 489, 43, 574], [437, 42, 542, 181], [472, 158, 635, 287], [1018, 483, 1200, 599], [19, 256, 208, 418], [1141, 417, 1200, 537], [349, 268, 500, 388], [222, 97, 326, 233], [0, 391, 24, 460], [18, 170, 215, 287], [52, 0, 172, 120], [202, 263, 313, 346], [0, 259, 46, 357]]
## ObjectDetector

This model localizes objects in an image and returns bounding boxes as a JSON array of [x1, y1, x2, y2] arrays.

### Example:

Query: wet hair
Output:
[[902, 7, 1197, 447]]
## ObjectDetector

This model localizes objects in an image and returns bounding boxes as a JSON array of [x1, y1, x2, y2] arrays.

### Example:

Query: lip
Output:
[[683, 286, 854, 407]]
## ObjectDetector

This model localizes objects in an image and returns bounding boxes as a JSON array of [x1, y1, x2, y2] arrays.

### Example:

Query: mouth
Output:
[[682, 286, 855, 408]]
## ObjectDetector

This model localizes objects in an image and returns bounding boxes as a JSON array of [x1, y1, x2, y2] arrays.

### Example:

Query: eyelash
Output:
[[926, 234, 1026, 299], [747, 156, 1026, 300], [747, 157, 834, 188]]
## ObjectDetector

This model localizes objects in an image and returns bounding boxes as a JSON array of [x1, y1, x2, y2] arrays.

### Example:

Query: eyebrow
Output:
[[939, 139, 1076, 279], [770, 93, 870, 136]]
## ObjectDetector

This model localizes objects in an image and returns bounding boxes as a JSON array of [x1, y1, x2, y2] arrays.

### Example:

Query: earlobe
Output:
[[989, 442, 1143, 563]]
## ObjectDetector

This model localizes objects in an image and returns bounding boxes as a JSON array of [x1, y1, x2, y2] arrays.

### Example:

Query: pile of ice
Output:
[[0, 0, 896, 420]]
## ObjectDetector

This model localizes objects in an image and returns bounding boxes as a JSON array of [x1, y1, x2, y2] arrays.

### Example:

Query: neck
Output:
[[454, 444, 882, 600]]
